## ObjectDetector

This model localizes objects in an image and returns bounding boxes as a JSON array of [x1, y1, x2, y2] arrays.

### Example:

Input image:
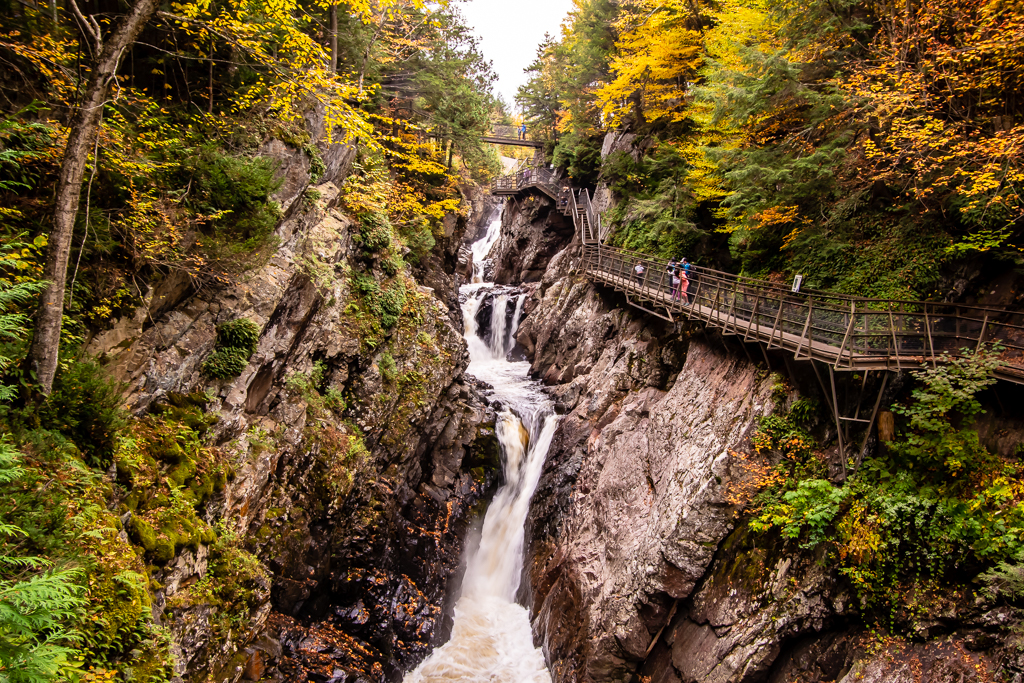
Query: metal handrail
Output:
[[488, 168, 1024, 382], [579, 243, 1024, 382]]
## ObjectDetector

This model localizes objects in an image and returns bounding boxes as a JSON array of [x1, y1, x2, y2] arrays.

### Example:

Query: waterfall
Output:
[[507, 294, 526, 354], [488, 294, 509, 359], [471, 208, 503, 284], [405, 210, 554, 683]]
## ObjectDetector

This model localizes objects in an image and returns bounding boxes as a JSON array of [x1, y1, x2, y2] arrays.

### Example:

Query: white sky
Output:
[[457, 0, 576, 112]]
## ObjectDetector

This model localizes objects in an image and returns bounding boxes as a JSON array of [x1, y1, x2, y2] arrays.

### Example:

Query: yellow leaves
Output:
[[0, 30, 78, 106], [753, 204, 802, 228], [596, 0, 703, 125], [837, 501, 882, 567], [753, 204, 813, 250]]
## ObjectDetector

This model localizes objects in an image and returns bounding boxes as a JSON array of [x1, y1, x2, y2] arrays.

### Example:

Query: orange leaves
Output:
[[836, 0, 1024, 239], [724, 448, 786, 507]]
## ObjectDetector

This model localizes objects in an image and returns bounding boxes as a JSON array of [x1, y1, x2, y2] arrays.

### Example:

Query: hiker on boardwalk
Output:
[[677, 270, 690, 305], [666, 258, 679, 297], [519, 123, 527, 140], [634, 261, 646, 285], [680, 257, 693, 285]]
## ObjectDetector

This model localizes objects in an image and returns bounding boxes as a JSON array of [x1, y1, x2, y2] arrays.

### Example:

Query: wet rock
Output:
[[490, 193, 574, 285]]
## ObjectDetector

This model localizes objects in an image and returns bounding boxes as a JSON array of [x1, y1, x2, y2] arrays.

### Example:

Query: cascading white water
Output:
[[471, 208, 503, 283], [489, 294, 510, 359], [507, 294, 526, 355], [404, 210, 555, 683]]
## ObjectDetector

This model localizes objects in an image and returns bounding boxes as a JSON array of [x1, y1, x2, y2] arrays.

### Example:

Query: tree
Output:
[[596, 0, 706, 126], [26, 0, 161, 395]]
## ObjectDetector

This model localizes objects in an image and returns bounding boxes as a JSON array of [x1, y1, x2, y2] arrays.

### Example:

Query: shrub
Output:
[[202, 318, 261, 380], [34, 362, 129, 468], [357, 212, 392, 252], [188, 146, 283, 252], [215, 319, 260, 357], [352, 274, 407, 330], [201, 347, 251, 380]]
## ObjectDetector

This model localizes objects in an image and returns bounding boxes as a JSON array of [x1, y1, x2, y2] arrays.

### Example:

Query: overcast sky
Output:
[[457, 0, 576, 111]]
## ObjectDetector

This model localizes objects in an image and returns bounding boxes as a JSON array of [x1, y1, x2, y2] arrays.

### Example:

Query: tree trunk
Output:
[[27, 0, 161, 394], [329, 4, 338, 73]]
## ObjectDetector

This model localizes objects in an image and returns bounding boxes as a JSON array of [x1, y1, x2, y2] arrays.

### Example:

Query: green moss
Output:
[[153, 537, 176, 563], [168, 458, 198, 487], [129, 516, 158, 552], [189, 473, 215, 500], [84, 566, 152, 653]]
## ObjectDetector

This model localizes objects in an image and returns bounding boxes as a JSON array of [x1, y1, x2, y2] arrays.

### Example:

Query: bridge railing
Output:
[[490, 163, 566, 198], [583, 244, 1024, 380], [487, 124, 537, 142]]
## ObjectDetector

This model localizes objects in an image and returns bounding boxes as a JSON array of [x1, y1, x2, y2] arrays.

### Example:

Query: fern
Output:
[[0, 439, 86, 683]]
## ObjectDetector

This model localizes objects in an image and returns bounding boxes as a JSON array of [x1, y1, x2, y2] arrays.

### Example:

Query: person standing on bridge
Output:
[[519, 122, 527, 140], [634, 261, 646, 285], [678, 269, 691, 305], [666, 258, 679, 298]]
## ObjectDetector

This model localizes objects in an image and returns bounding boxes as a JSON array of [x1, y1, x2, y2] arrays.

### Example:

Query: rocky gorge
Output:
[[39, 124, 1024, 683], [74, 115, 515, 682]]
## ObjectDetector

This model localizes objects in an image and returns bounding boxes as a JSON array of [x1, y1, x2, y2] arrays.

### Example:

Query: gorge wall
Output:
[[493, 184, 1024, 683], [89, 119, 504, 682]]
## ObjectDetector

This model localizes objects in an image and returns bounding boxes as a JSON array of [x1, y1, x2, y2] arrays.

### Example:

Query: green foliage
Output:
[[188, 146, 284, 253], [749, 346, 1022, 625], [0, 258, 47, 403], [981, 550, 1024, 601], [214, 319, 261, 357], [285, 361, 347, 417], [202, 318, 261, 380], [27, 363, 129, 469], [167, 521, 267, 634], [356, 212, 393, 252], [752, 478, 849, 548], [888, 345, 1003, 477], [397, 217, 436, 266], [352, 274, 407, 332], [0, 438, 85, 683], [788, 397, 819, 427], [201, 348, 251, 381], [604, 143, 716, 258]]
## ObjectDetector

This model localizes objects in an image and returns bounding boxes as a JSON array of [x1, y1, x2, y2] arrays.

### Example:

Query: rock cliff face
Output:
[[90, 124, 502, 682], [501, 189, 1021, 683], [490, 191, 574, 285]]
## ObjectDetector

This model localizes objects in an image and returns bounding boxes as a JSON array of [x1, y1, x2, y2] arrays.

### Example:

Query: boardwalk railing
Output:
[[490, 168, 1024, 384], [582, 244, 1024, 384], [481, 125, 544, 148], [492, 163, 565, 200]]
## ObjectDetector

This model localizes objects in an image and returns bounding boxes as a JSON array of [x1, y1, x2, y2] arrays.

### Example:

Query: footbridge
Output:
[[480, 125, 544, 148]]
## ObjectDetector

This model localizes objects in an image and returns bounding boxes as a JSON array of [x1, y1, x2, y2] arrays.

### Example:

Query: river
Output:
[[404, 208, 556, 683]]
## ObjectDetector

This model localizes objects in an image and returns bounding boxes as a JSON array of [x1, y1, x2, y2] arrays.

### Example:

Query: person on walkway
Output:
[[678, 270, 690, 305], [671, 270, 682, 302], [634, 261, 646, 285], [680, 257, 693, 285], [519, 123, 527, 140], [666, 258, 679, 298]]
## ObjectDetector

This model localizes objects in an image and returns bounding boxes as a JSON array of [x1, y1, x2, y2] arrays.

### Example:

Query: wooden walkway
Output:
[[480, 125, 544, 148], [490, 168, 1024, 385]]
